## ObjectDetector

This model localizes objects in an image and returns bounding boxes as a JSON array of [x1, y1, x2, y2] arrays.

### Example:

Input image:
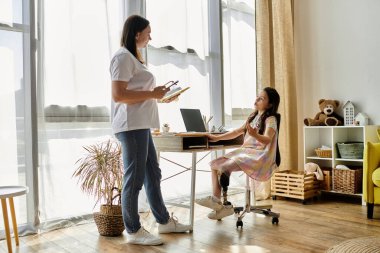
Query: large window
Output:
[[36, 0, 123, 224], [222, 0, 256, 128], [146, 0, 213, 199], [0, 0, 30, 233], [0, 0, 257, 234]]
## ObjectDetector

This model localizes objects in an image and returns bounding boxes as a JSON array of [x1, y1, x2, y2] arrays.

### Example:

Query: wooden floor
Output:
[[1, 194, 380, 253]]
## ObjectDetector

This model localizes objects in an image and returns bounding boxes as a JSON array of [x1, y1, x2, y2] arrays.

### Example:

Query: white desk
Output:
[[153, 133, 243, 232]]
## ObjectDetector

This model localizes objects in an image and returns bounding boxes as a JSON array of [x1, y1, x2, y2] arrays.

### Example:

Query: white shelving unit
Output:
[[304, 125, 380, 202]]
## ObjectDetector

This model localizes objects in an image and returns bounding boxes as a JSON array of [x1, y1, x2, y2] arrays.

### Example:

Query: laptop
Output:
[[180, 108, 207, 132]]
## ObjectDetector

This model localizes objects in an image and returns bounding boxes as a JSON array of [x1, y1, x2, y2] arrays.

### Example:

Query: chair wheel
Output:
[[223, 201, 232, 206], [272, 217, 279, 225], [236, 220, 243, 228]]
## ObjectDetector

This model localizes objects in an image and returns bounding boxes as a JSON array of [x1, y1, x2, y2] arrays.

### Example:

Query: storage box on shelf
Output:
[[321, 169, 332, 191], [336, 142, 364, 159], [271, 170, 321, 203], [332, 167, 363, 194], [304, 125, 379, 203], [315, 148, 332, 158]]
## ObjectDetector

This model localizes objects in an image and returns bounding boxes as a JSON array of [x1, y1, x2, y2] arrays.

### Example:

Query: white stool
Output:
[[0, 186, 28, 253]]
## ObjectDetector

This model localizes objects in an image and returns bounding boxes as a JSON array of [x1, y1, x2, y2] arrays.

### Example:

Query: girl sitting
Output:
[[195, 87, 281, 220]]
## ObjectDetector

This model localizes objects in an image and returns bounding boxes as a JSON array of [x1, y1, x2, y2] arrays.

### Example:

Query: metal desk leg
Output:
[[189, 152, 197, 232]]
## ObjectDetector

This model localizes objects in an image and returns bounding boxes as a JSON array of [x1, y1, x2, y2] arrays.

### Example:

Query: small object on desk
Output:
[[162, 123, 170, 133], [218, 125, 227, 133], [202, 115, 213, 132], [207, 116, 213, 124]]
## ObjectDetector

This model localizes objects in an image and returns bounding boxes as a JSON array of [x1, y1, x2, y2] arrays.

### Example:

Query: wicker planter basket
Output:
[[100, 204, 122, 215], [315, 148, 332, 158], [94, 205, 124, 236], [332, 167, 363, 194]]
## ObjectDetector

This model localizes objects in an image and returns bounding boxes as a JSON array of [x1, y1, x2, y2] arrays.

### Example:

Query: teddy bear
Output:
[[304, 99, 344, 126]]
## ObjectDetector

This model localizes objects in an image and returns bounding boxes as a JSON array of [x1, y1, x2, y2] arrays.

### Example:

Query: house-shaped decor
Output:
[[343, 101, 355, 126], [354, 112, 369, 126]]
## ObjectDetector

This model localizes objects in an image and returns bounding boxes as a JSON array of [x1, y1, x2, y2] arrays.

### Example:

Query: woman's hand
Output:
[[162, 94, 180, 103], [152, 85, 169, 99], [245, 121, 259, 138], [207, 133, 220, 142]]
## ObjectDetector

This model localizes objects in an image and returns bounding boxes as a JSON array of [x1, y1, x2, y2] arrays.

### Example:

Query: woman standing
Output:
[[110, 15, 190, 246]]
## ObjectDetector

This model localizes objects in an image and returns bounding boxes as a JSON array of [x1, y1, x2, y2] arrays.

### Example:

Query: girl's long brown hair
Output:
[[120, 15, 149, 63], [247, 87, 281, 166]]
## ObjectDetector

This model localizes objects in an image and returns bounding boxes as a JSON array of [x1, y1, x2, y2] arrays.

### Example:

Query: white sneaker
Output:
[[158, 213, 192, 234], [195, 196, 223, 211], [207, 205, 234, 220], [127, 227, 163, 245]]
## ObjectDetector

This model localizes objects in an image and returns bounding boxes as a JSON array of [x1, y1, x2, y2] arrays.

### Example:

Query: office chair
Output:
[[218, 113, 281, 228], [219, 172, 279, 228]]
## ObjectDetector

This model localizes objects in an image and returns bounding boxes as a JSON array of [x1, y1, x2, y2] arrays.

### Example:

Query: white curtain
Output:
[[149, 50, 210, 132], [0, 0, 28, 232], [0, 0, 13, 25], [221, 0, 269, 198], [43, 0, 113, 107], [37, 0, 122, 227], [222, 0, 256, 127], [148, 49, 212, 201], [146, 0, 209, 59], [145, 0, 213, 200], [0, 47, 18, 186]]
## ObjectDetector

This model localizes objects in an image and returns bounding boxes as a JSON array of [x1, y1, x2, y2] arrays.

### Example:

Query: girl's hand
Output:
[[207, 133, 220, 142], [246, 122, 259, 138]]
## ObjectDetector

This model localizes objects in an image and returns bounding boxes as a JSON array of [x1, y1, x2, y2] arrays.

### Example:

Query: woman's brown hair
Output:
[[120, 15, 149, 63]]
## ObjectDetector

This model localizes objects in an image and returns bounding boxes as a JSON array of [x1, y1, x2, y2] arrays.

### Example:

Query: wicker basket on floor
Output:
[[94, 204, 124, 236], [332, 168, 363, 194]]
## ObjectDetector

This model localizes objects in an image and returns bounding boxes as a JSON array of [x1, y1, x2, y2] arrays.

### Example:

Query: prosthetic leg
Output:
[[218, 172, 280, 228], [219, 172, 232, 206]]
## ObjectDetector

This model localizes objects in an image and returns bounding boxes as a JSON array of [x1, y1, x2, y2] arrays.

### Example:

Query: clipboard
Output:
[[160, 87, 190, 103]]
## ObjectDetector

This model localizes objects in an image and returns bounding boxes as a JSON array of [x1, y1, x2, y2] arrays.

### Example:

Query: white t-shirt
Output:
[[110, 48, 159, 134]]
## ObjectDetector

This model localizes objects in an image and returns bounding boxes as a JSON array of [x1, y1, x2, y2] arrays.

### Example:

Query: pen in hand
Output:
[[165, 80, 179, 89]]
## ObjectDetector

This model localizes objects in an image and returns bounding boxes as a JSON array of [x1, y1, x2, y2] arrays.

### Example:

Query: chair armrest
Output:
[[363, 142, 380, 203]]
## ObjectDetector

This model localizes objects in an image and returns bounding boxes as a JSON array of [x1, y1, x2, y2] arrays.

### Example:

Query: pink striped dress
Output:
[[210, 115, 278, 181]]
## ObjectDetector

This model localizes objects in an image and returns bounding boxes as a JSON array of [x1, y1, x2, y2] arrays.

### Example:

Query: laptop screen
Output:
[[180, 108, 207, 132]]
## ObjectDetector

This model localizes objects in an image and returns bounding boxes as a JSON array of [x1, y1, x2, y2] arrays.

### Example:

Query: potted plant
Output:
[[72, 139, 125, 236], [162, 123, 170, 133]]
